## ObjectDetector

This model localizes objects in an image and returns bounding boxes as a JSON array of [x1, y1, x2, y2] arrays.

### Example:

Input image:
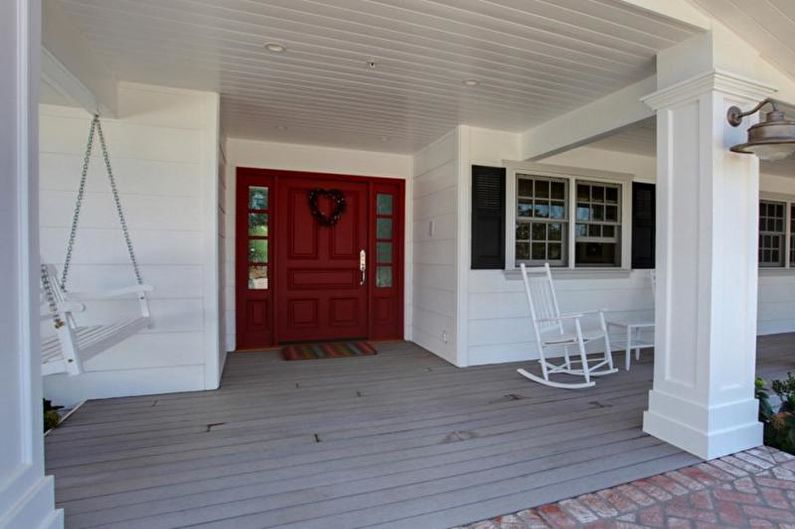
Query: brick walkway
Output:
[[456, 447, 795, 529]]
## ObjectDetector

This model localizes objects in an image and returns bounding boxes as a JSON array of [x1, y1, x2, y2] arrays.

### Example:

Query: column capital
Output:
[[642, 69, 776, 110]]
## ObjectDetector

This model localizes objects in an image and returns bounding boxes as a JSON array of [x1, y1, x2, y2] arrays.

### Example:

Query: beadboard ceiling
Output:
[[56, 0, 702, 153], [690, 0, 795, 82]]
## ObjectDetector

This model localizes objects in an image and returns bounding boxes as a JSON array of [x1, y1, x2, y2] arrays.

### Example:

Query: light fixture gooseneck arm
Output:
[[727, 98, 778, 127]]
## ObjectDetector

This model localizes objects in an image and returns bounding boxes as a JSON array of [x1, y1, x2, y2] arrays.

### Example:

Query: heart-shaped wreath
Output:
[[307, 188, 347, 227]]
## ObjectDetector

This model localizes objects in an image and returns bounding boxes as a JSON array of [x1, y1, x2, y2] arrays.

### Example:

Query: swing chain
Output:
[[61, 115, 144, 290], [61, 117, 96, 290], [41, 265, 65, 329], [95, 116, 143, 286]]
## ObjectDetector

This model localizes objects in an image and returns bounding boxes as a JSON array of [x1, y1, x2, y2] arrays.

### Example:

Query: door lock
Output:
[[359, 249, 367, 286]]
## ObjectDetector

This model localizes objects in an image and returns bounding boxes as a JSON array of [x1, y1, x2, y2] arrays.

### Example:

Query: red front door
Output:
[[235, 168, 404, 349], [275, 177, 369, 342]]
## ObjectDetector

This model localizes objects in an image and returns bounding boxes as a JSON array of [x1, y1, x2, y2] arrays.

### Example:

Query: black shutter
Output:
[[471, 165, 506, 269], [631, 182, 656, 269]]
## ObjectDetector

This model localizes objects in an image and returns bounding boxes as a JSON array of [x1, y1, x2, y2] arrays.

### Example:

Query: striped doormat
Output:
[[281, 341, 377, 361]]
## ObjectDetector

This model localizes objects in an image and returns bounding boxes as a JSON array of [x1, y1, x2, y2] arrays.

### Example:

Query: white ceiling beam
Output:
[[42, 0, 117, 116], [612, 0, 712, 31], [520, 76, 656, 161]]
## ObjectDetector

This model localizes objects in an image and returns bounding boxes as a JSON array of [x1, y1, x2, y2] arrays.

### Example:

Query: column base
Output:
[[643, 389, 763, 460], [0, 474, 63, 529]]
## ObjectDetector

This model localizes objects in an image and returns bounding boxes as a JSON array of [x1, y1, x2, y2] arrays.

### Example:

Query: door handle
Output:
[[359, 249, 366, 286]]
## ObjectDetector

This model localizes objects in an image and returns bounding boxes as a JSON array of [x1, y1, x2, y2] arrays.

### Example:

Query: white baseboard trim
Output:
[[0, 474, 62, 529]]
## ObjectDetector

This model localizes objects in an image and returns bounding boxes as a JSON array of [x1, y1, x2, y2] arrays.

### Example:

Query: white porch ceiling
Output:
[[690, 0, 795, 83], [56, 0, 702, 153]]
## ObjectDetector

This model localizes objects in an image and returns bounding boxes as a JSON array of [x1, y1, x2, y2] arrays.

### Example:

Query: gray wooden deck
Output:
[[46, 336, 794, 529]]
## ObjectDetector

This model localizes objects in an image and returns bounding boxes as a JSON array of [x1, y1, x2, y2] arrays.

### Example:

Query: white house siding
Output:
[[222, 138, 413, 352], [40, 83, 220, 405], [412, 129, 461, 365], [459, 133, 795, 366]]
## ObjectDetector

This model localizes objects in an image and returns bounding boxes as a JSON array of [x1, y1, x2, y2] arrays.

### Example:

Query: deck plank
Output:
[[45, 336, 793, 529]]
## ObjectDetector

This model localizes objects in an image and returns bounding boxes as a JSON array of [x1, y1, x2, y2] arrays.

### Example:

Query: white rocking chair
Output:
[[40, 115, 154, 376], [517, 263, 617, 389]]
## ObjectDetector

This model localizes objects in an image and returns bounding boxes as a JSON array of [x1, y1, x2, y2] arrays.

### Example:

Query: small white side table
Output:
[[607, 321, 654, 370]]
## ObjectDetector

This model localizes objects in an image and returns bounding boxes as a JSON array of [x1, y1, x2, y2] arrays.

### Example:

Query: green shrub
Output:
[[757, 374, 795, 454], [43, 399, 62, 432]]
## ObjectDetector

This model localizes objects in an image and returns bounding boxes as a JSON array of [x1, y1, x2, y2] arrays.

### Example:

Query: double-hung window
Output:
[[515, 176, 567, 266], [758, 197, 795, 269], [575, 182, 621, 266], [507, 163, 631, 270]]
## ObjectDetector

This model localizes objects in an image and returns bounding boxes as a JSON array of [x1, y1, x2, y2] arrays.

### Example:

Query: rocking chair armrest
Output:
[[65, 284, 154, 301], [536, 313, 584, 323]]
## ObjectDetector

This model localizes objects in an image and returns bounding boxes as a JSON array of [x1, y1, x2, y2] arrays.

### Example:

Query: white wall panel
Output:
[[40, 152, 201, 195], [40, 227, 204, 266], [41, 83, 220, 405], [412, 128, 460, 364]]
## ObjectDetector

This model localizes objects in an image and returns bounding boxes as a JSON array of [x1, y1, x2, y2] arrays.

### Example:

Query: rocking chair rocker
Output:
[[41, 115, 154, 376], [517, 263, 617, 389]]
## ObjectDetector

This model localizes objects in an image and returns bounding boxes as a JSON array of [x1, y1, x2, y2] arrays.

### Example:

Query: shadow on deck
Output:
[[45, 335, 795, 529]]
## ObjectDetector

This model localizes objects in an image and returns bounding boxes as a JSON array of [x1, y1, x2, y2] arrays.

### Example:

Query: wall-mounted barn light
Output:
[[727, 98, 795, 161]]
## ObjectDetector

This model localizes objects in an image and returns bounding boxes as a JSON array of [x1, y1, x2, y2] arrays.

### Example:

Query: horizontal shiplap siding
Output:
[[41, 84, 219, 405], [412, 129, 459, 364]]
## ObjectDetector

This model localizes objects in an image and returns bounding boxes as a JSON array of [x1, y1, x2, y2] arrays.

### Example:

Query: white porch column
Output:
[[642, 70, 774, 460], [0, 0, 62, 527]]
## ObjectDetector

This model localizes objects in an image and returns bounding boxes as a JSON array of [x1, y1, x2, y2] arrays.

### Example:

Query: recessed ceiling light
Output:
[[265, 43, 286, 53], [380, 136, 390, 142], [463, 79, 479, 87], [275, 125, 287, 131]]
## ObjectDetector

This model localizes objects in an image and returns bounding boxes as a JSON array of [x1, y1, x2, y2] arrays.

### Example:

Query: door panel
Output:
[[236, 168, 404, 349], [276, 177, 369, 342]]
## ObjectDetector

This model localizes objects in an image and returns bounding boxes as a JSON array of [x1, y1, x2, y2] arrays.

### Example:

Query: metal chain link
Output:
[[60, 115, 144, 290], [41, 265, 64, 329], [60, 116, 96, 290], [94, 116, 144, 285]]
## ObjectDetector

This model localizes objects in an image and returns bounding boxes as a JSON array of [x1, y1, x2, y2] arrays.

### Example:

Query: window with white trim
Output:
[[515, 176, 568, 266], [509, 166, 629, 269], [757, 197, 795, 269], [575, 182, 621, 266], [759, 200, 785, 267]]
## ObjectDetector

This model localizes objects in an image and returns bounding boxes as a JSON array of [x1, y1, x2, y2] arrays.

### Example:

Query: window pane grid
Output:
[[574, 182, 621, 267], [515, 175, 568, 265], [375, 193, 394, 288], [248, 186, 270, 289], [791, 204, 795, 265], [759, 200, 785, 267]]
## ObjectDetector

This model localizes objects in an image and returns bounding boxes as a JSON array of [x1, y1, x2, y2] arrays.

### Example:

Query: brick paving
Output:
[[455, 447, 795, 529]]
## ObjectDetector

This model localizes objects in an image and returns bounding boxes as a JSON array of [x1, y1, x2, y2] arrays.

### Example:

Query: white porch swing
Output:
[[41, 115, 154, 376]]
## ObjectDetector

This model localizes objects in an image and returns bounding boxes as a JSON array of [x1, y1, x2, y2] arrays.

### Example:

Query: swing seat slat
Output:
[[40, 265, 153, 376]]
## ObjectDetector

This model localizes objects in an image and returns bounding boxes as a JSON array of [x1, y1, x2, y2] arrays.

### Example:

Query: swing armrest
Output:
[[56, 301, 86, 314], [65, 284, 154, 301]]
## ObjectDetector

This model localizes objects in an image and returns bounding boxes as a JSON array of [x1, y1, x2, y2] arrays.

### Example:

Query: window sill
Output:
[[759, 268, 795, 276], [502, 268, 633, 281]]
